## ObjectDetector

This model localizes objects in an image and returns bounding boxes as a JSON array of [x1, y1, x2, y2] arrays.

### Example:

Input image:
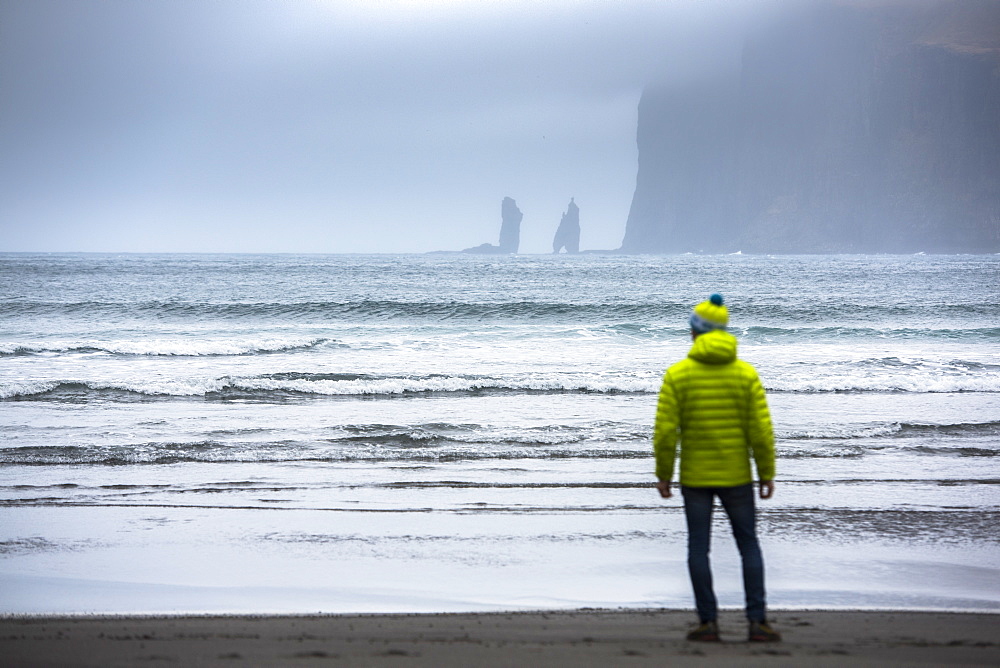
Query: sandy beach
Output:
[[2, 609, 998, 667]]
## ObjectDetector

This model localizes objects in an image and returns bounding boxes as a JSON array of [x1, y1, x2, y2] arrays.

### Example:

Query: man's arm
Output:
[[745, 368, 775, 482], [653, 371, 679, 495], [759, 480, 774, 499]]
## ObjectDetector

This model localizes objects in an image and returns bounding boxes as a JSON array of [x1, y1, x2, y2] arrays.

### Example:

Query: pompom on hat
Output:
[[689, 293, 729, 333]]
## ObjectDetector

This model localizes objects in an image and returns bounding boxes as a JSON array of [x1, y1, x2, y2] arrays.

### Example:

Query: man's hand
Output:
[[656, 480, 672, 499], [759, 480, 774, 500]]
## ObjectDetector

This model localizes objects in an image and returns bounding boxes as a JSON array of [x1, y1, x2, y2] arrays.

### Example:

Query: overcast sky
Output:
[[0, 0, 775, 253]]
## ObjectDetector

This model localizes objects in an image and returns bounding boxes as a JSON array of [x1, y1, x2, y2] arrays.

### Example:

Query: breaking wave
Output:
[[3, 418, 996, 467], [0, 338, 334, 357], [3, 298, 997, 332], [0, 373, 660, 401], [0, 442, 650, 467], [4, 369, 1000, 401]]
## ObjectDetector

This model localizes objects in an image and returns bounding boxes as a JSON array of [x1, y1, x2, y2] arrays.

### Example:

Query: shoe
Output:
[[686, 620, 720, 642], [748, 620, 781, 642]]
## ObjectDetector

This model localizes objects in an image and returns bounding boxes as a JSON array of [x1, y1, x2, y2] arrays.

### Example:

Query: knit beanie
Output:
[[689, 293, 728, 333]]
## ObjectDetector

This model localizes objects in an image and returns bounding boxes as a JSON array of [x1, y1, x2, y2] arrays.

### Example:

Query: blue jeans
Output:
[[681, 484, 766, 623]]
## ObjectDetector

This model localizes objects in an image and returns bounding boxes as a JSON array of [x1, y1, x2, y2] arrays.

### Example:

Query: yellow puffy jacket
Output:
[[653, 329, 775, 487]]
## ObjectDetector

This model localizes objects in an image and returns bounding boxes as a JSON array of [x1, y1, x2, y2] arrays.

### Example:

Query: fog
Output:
[[0, 0, 775, 253]]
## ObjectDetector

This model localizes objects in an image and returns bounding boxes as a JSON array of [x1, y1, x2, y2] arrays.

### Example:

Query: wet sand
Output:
[[2, 609, 998, 667]]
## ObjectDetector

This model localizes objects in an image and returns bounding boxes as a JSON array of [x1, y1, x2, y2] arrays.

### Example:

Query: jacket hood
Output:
[[688, 329, 737, 364]]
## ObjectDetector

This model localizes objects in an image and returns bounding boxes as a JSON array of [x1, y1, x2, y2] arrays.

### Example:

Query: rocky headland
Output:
[[620, 0, 1000, 253]]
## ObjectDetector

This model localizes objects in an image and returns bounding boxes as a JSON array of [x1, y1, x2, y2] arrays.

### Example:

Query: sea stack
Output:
[[463, 196, 523, 254], [497, 196, 522, 253], [552, 198, 580, 254]]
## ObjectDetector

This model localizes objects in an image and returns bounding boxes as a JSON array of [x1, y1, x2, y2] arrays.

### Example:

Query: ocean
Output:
[[1, 252, 998, 614]]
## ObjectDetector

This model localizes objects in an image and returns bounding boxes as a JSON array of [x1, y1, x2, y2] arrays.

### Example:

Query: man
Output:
[[653, 293, 780, 643]]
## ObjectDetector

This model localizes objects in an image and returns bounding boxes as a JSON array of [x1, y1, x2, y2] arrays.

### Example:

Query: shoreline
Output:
[[3, 609, 998, 667]]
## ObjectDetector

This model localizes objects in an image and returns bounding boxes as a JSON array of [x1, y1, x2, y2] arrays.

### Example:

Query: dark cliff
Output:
[[621, 1, 1000, 253]]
